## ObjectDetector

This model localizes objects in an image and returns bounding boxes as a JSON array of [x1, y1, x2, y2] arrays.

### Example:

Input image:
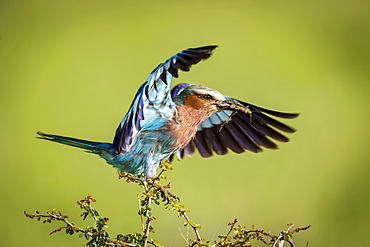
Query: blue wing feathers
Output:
[[170, 83, 190, 98], [113, 46, 217, 155]]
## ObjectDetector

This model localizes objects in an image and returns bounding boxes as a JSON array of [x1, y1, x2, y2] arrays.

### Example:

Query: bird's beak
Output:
[[216, 98, 252, 115], [216, 98, 253, 131]]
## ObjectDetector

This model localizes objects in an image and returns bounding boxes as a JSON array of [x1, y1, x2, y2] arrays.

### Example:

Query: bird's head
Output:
[[174, 84, 249, 116]]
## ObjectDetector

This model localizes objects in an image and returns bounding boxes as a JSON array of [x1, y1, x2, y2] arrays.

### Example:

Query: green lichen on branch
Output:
[[25, 161, 310, 246]]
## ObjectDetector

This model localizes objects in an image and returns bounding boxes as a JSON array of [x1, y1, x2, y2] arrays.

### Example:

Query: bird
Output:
[[38, 45, 299, 178]]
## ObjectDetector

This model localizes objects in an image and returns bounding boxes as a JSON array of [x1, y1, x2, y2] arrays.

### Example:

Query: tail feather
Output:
[[37, 131, 112, 154]]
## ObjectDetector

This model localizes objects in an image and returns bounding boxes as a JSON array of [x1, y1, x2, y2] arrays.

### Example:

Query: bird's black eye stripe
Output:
[[196, 94, 214, 100]]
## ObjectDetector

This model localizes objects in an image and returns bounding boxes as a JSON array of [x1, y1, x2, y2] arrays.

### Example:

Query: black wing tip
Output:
[[187, 45, 218, 58], [258, 109, 300, 119], [196, 45, 218, 51], [240, 100, 299, 119], [284, 112, 300, 119], [171, 45, 218, 75], [190, 45, 218, 50]]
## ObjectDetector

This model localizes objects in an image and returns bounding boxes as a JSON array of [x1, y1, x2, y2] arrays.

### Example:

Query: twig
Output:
[[46, 212, 94, 236], [182, 211, 201, 242], [104, 241, 137, 246], [225, 219, 238, 239], [138, 193, 144, 232], [87, 202, 98, 222], [83, 239, 95, 247], [142, 181, 153, 247]]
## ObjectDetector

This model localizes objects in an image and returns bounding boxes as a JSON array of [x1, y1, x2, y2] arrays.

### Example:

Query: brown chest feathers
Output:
[[171, 94, 215, 149]]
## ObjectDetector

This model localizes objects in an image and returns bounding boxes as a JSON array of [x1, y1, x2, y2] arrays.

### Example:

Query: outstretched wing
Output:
[[171, 93, 299, 160], [113, 46, 218, 154]]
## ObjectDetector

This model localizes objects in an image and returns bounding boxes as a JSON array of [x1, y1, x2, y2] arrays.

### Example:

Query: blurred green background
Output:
[[1, 0, 369, 246]]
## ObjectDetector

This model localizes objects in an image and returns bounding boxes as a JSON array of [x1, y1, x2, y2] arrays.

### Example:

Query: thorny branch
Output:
[[25, 161, 310, 246], [24, 196, 138, 247]]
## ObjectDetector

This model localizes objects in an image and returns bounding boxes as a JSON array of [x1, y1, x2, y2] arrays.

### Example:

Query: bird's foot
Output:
[[147, 180, 179, 203]]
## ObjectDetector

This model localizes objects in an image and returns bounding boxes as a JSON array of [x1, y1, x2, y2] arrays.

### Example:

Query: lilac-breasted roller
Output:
[[38, 46, 298, 178]]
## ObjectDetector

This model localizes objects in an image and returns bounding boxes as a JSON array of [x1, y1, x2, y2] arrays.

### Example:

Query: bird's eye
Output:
[[197, 94, 214, 100]]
